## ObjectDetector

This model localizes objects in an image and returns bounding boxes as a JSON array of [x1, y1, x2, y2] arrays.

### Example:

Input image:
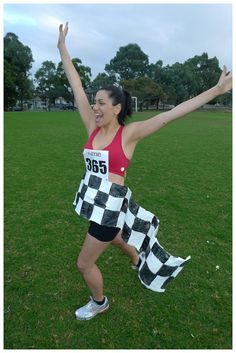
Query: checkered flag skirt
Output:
[[74, 173, 191, 292]]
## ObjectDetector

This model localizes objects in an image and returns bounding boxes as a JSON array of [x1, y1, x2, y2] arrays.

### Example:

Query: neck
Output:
[[99, 121, 121, 135]]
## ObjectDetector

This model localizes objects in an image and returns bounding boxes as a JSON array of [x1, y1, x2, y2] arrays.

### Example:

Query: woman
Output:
[[58, 22, 232, 321]]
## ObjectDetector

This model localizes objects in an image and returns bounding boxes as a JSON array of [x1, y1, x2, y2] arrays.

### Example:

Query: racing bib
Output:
[[83, 149, 109, 180]]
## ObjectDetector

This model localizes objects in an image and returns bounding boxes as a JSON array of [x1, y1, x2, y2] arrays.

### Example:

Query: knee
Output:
[[77, 255, 89, 274], [111, 236, 123, 248]]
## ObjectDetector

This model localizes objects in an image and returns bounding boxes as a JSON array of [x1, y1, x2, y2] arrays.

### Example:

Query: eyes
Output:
[[94, 100, 105, 106]]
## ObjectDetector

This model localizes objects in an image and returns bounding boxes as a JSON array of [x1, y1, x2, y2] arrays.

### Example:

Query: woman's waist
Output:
[[108, 172, 125, 185]]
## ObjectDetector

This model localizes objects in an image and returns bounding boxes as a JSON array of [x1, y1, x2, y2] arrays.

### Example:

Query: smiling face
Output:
[[93, 90, 121, 127]]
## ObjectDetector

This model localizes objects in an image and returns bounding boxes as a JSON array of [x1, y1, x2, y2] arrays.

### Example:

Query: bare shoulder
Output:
[[123, 120, 154, 144], [122, 121, 142, 143]]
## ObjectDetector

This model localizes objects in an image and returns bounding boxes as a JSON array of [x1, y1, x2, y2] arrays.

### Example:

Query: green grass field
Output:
[[4, 110, 232, 349]]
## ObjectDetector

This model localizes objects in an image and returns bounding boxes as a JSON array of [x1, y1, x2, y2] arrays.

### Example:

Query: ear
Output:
[[114, 103, 122, 116]]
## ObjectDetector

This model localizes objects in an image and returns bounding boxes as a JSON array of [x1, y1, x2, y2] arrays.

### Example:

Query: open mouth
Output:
[[95, 113, 103, 123]]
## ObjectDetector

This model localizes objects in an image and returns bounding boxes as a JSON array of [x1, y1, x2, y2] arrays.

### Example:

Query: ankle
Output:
[[134, 257, 142, 268], [133, 254, 139, 264], [93, 297, 106, 305]]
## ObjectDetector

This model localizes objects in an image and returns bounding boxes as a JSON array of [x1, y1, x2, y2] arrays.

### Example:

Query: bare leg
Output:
[[77, 233, 110, 301], [111, 231, 139, 265]]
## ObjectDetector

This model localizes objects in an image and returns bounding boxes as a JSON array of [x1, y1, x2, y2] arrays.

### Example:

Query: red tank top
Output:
[[84, 126, 130, 177]]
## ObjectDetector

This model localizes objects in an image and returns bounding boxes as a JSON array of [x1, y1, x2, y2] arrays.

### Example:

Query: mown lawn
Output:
[[4, 110, 232, 349]]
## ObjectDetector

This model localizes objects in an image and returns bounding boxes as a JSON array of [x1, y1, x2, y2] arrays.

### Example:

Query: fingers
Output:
[[222, 65, 232, 77], [65, 22, 68, 35], [59, 22, 69, 32]]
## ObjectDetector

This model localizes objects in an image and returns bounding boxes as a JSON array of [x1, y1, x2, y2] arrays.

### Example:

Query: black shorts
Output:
[[88, 221, 120, 242]]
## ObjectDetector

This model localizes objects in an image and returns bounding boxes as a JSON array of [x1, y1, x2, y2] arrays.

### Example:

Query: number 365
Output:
[[86, 158, 107, 174]]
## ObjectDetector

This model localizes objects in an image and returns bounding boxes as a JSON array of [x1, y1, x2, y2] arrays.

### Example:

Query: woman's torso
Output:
[[84, 125, 131, 185]]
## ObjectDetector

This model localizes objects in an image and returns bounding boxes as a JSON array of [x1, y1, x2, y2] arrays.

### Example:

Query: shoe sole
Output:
[[131, 264, 138, 270], [75, 304, 110, 321]]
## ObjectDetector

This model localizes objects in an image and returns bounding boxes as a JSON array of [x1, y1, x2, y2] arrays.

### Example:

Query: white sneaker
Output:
[[131, 262, 140, 270], [75, 296, 109, 321]]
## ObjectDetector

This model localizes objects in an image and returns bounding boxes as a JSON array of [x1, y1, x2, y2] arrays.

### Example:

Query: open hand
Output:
[[57, 22, 69, 48], [216, 65, 232, 94]]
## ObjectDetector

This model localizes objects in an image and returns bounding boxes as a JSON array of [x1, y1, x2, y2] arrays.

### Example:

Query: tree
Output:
[[56, 58, 92, 104], [159, 53, 222, 106], [4, 60, 16, 109], [71, 58, 91, 89], [147, 60, 163, 82], [105, 44, 149, 81], [4, 32, 34, 110], [184, 53, 221, 96], [122, 77, 164, 110], [35, 60, 57, 105], [160, 62, 189, 105], [34, 58, 92, 106], [89, 72, 116, 91]]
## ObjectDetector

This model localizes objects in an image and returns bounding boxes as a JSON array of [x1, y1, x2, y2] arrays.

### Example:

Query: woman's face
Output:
[[93, 90, 121, 126]]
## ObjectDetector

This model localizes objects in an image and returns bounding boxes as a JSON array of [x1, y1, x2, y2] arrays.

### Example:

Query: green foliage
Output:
[[147, 60, 163, 81], [4, 32, 34, 110], [35, 61, 57, 104], [105, 51, 227, 107], [4, 31, 231, 111], [159, 54, 223, 105], [71, 58, 92, 89], [184, 53, 221, 95], [121, 76, 164, 110], [34, 59, 92, 105], [4, 111, 232, 349], [105, 43, 149, 80], [122, 76, 164, 100], [161, 62, 189, 105], [4, 59, 17, 109], [89, 72, 116, 91]]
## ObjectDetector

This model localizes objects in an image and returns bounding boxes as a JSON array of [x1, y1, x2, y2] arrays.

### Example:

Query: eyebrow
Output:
[[95, 98, 105, 103]]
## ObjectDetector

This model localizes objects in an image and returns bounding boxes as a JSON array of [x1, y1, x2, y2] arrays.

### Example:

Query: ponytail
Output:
[[119, 89, 132, 125]]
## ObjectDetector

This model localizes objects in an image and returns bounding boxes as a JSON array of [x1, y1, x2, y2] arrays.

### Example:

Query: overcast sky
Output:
[[3, 2, 232, 80]]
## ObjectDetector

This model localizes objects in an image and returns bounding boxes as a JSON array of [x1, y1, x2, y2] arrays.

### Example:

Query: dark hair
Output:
[[99, 85, 133, 125]]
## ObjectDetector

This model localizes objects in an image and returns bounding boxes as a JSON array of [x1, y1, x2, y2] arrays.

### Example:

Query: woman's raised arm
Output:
[[57, 22, 96, 135], [126, 66, 232, 142]]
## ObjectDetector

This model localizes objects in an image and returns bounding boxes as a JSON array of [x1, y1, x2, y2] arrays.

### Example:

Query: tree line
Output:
[[4, 32, 232, 111]]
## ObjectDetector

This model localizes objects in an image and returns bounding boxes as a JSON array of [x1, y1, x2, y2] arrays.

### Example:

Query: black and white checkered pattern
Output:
[[74, 173, 191, 292]]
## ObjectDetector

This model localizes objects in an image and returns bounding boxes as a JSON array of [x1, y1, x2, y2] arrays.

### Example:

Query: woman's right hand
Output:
[[57, 22, 68, 48]]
